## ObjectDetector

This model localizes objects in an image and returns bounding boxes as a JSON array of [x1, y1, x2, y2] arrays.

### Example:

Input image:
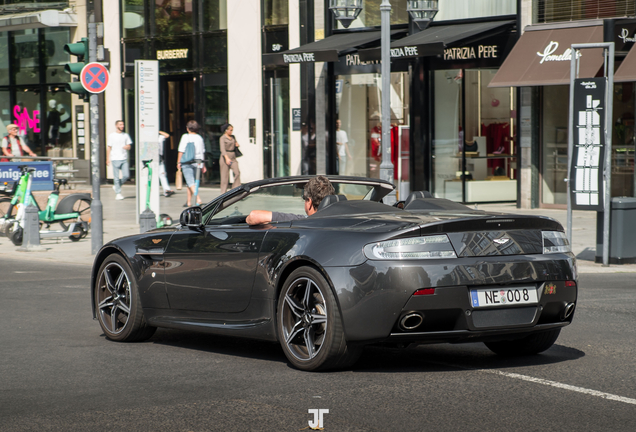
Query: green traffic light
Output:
[[64, 63, 85, 74], [64, 38, 88, 60]]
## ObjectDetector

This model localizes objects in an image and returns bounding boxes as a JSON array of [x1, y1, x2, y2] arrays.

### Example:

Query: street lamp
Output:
[[328, 0, 363, 29], [407, 0, 439, 30]]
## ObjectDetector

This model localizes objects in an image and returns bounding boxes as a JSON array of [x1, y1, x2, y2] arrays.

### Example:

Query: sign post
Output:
[[87, 22, 104, 255], [567, 42, 614, 266]]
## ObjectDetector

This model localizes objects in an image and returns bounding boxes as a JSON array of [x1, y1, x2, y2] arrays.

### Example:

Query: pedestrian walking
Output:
[[219, 123, 241, 194], [176, 120, 206, 207], [107, 120, 132, 200]]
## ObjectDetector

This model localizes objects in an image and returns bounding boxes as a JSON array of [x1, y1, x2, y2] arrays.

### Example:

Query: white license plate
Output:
[[470, 286, 538, 308]]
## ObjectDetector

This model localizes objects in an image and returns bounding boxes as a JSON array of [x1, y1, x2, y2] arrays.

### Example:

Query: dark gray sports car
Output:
[[91, 176, 577, 371]]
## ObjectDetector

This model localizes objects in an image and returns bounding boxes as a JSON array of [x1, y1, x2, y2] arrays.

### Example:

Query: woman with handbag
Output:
[[219, 123, 241, 194]]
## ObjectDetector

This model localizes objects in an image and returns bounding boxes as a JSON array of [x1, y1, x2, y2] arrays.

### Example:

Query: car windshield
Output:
[[205, 181, 376, 225]]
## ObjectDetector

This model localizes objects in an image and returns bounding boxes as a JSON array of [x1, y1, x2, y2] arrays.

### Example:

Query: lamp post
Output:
[[328, 0, 363, 29], [407, 0, 439, 30]]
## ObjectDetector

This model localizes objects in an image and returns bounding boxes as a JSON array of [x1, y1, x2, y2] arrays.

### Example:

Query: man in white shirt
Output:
[[107, 120, 132, 200], [336, 119, 352, 175]]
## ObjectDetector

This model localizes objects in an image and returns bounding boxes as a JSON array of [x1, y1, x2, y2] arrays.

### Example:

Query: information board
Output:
[[135, 60, 160, 220], [569, 77, 606, 211]]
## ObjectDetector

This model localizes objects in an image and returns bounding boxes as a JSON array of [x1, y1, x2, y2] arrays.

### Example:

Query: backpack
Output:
[[181, 141, 195, 163]]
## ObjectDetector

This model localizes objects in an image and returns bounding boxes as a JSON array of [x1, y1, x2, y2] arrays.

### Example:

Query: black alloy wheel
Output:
[[277, 267, 361, 371], [95, 254, 156, 342]]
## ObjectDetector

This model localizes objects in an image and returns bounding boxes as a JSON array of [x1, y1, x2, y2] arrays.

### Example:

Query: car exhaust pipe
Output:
[[561, 302, 575, 320], [399, 312, 424, 331]]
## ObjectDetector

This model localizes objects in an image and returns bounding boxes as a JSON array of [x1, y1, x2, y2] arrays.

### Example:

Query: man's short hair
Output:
[[115, 120, 124, 125], [186, 120, 200, 133], [304, 176, 335, 211]]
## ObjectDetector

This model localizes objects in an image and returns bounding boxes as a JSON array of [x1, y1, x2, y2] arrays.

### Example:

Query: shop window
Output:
[[122, 0, 146, 39], [541, 85, 569, 205], [436, 0, 516, 21], [335, 0, 408, 30], [335, 72, 410, 196], [43, 28, 70, 84], [13, 88, 41, 154], [45, 92, 72, 153], [264, 0, 288, 26], [203, 0, 227, 31], [13, 30, 40, 86], [433, 69, 517, 203], [611, 83, 635, 197], [0, 90, 11, 131], [155, 0, 193, 36], [0, 33, 8, 86]]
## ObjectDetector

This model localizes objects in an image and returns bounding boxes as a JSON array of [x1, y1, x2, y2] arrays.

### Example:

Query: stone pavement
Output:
[[0, 184, 634, 274]]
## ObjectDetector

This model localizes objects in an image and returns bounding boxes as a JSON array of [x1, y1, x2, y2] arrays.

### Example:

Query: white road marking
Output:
[[429, 359, 636, 406], [486, 370, 636, 406]]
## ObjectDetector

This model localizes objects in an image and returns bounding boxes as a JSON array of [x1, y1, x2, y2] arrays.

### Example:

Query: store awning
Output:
[[615, 46, 636, 82], [0, 8, 77, 31], [357, 20, 515, 61], [263, 31, 393, 66], [489, 22, 605, 87]]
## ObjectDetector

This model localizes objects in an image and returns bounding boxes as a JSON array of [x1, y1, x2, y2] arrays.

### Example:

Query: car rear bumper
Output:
[[324, 254, 577, 342]]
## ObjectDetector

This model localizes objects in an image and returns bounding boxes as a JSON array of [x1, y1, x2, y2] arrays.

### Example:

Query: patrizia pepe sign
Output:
[[536, 41, 582, 64], [283, 52, 316, 63]]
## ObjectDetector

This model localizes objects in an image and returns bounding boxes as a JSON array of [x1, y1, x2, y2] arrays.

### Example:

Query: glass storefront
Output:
[[432, 69, 517, 202], [335, 72, 410, 187], [0, 28, 72, 156], [121, 0, 228, 184], [541, 83, 636, 206]]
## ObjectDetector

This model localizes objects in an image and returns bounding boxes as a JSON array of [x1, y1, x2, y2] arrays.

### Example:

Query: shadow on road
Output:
[[138, 327, 585, 374], [351, 343, 585, 373]]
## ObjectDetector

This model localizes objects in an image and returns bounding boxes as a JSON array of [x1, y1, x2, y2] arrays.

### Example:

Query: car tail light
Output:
[[565, 280, 576, 288], [542, 231, 571, 254], [364, 235, 457, 260], [414, 288, 435, 296]]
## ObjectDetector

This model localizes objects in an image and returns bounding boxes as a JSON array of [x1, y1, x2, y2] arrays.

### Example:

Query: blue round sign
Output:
[[80, 62, 110, 94]]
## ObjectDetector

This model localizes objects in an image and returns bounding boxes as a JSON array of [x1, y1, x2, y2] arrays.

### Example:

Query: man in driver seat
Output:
[[246, 176, 335, 225]]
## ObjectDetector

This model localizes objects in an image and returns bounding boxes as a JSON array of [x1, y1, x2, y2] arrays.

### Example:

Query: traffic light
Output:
[[64, 38, 89, 101]]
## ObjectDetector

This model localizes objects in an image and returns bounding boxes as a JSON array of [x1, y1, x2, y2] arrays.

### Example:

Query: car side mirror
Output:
[[180, 207, 203, 229]]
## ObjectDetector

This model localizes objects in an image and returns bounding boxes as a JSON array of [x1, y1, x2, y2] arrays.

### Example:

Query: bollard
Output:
[[18, 203, 45, 251], [140, 208, 157, 233]]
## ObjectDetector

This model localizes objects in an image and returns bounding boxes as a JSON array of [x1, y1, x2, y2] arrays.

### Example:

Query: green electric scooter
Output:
[[142, 159, 173, 228], [4, 166, 89, 245]]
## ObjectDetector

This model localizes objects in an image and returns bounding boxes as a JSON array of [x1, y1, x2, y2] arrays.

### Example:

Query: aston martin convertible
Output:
[[91, 176, 577, 371]]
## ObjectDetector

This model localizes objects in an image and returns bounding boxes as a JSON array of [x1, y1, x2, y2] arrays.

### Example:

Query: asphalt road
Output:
[[1, 259, 635, 431]]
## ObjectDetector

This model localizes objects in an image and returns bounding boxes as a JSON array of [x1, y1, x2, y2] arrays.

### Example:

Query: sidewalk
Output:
[[0, 186, 634, 274]]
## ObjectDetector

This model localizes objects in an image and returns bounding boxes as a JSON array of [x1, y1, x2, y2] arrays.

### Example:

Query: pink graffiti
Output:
[[13, 105, 40, 134]]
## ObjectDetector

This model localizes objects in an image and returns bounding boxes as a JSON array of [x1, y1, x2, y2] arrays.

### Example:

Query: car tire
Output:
[[95, 254, 156, 342], [277, 267, 362, 371], [484, 328, 561, 356]]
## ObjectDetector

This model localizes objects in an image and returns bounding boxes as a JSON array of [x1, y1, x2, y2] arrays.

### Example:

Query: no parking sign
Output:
[[80, 62, 110, 94]]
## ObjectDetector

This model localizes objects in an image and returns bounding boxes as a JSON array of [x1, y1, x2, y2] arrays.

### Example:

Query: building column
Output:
[[289, 0, 302, 175], [227, 1, 264, 183]]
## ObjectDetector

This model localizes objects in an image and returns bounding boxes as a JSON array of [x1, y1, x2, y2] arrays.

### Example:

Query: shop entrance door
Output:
[[161, 77, 195, 182], [264, 70, 290, 178]]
